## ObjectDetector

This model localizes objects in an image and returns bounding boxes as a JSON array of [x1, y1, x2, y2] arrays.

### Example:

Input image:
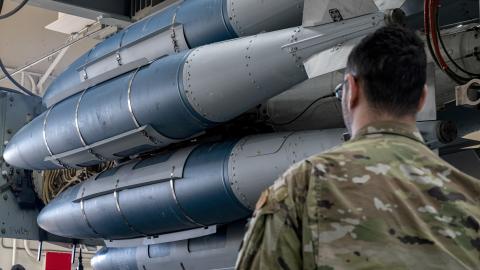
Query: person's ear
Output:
[[347, 74, 360, 110], [417, 85, 428, 112]]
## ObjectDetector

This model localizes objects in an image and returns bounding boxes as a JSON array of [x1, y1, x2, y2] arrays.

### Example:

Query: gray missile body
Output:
[[91, 220, 246, 270], [42, 0, 305, 108], [37, 130, 343, 240], [4, 12, 386, 170]]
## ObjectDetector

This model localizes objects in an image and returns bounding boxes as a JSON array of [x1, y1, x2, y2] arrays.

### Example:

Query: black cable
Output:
[[424, 0, 442, 70], [427, 0, 470, 84], [0, 58, 36, 96], [0, 0, 28, 20], [0, 0, 37, 97], [436, 6, 480, 77], [76, 248, 84, 270], [434, 12, 470, 84], [266, 94, 335, 126]]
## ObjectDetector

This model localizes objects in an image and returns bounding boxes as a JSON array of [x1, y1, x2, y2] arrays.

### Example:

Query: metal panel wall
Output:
[[0, 91, 43, 240]]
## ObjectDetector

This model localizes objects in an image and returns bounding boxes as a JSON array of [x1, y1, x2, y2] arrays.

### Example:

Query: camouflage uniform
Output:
[[236, 121, 480, 270]]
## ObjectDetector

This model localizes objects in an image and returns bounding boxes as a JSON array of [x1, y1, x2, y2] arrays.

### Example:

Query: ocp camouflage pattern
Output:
[[236, 121, 480, 270]]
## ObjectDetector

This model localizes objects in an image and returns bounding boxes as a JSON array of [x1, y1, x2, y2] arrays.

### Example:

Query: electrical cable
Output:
[[0, 0, 28, 20], [424, 0, 440, 68], [266, 93, 335, 126], [425, 0, 471, 84], [0, 0, 38, 96], [435, 2, 480, 77], [0, 58, 37, 96]]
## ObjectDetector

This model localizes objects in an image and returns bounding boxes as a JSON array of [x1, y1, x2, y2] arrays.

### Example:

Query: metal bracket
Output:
[[73, 145, 195, 201], [105, 225, 217, 248], [46, 58, 149, 108], [45, 125, 179, 168], [456, 79, 480, 106], [115, 52, 122, 66]]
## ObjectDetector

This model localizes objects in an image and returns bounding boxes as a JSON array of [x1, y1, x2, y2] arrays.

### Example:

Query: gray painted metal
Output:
[[226, 0, 304, 36], [7, 14, 389, 170], [46, 58, 150, 109], [42, 0, 305, 108], [75, 146, 196, 201], [401, 0, 479, 29], [228, 129, 345, 209], [184, 11, 388, 123], [183, 27, 307, 123], [37, 130, 343, 240], [303, 0, 378, 27], [284, 12, 386, 62], [5, 52, 203, 170], [0, 91, 43, 240], [91, 220, 246, 270], [303, 36, 362, 79], [261, 73, 345, 131], [106, 226, 218, 248], [45, 125, 183, 168]]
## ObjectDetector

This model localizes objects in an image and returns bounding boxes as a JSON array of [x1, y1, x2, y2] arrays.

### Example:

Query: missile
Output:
[[42, 0, 305, 108], [91, 220, 246, 270], [37, 130, 344, 240], [4, 12, 387, 170]]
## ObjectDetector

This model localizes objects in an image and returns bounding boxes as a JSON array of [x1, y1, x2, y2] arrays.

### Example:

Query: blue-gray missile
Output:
[[42, 0, 304, 108], [91, 220, 246, 270], [4, 11, 386, 170], [37, 130, 343, 240]]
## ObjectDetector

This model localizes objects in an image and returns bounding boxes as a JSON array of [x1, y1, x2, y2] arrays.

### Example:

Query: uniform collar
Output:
[[351, 121, 425, 144]]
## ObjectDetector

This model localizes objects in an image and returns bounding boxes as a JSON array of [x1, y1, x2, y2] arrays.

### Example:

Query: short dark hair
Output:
[[346, 26, 427, 116]]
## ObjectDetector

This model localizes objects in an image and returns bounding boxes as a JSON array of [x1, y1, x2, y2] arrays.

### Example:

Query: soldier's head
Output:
[[340, 25, 427, 135]]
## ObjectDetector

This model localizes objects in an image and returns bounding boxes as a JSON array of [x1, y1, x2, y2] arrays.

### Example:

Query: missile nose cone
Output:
[[2, 115, 63, 170], [37, 191, 72, 238], [37, 184, 97, 239], [3, 138, 29, 170], [37, 191, 68, 236], [3, 138, 35, 170], [36, 204, 53, 232]]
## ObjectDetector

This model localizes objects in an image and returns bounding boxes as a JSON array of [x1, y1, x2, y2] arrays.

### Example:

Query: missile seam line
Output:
[[221, 0, 239, 38], [75, 89, 89, 147], [42, 106, 67, 169], [176, 51, 218, 127], [169, 169, 206, 227], [80, 188, 102, 238], [127, 68, 142, 129], [170, 3, 181, 53], [73, 89, 107, 162], [113, 188, 149, 237]]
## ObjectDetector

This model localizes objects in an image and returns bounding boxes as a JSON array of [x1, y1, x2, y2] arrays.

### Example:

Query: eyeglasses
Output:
[[335, 80, 347, 101]]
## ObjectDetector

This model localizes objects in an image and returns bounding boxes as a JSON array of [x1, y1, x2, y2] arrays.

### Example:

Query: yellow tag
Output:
[[255, 190, 269, 210]]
